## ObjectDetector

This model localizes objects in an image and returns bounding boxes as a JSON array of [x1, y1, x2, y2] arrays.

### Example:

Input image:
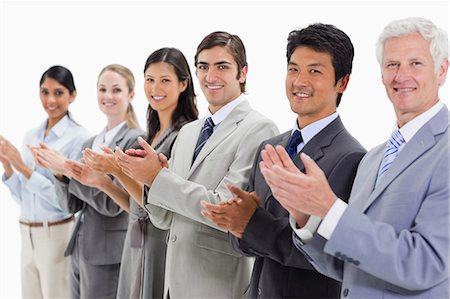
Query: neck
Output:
[[157, 110, 173, 132], [106, 115, 125, 131], [46, 114, 66, 134]]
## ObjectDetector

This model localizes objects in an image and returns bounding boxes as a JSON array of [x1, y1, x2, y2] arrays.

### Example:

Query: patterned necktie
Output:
[[376, 130, 405, 185], [286, 130, 303, 159], [192, 117, 215, 162]]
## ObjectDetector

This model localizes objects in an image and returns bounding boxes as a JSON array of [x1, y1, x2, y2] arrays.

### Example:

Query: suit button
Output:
[[258, 288, 262, 296], [170, 235, 177, 242], [353, 260, 360, 266], [343, 288, 349, 297], [335, 251, 341, 258]]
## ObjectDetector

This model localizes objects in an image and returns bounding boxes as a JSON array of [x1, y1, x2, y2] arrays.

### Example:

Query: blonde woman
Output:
[[35, 64, 143, 298]]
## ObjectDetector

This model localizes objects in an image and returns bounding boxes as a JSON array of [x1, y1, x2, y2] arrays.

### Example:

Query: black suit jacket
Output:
[[231, 116, 366, 298]]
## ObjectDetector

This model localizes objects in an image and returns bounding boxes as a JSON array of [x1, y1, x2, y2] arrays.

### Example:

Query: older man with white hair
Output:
[[260, 17, 449, 298]]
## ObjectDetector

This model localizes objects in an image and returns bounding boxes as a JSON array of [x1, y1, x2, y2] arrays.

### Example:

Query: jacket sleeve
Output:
[[147, 117, 279, 231], [237, 150, 365, 269]]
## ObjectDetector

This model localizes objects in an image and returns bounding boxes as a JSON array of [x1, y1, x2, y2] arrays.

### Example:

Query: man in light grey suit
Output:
[[116, 31, 278, 298], [259, 17, 449, 298]]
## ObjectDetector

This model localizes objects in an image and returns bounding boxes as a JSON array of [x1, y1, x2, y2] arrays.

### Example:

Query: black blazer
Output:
[[231, 117, 366, 298]]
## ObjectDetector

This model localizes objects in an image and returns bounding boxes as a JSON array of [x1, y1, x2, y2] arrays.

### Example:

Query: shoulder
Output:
[[260, 130, 291, 146]]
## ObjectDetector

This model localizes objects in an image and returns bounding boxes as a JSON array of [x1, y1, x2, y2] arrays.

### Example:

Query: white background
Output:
[[1, 1, 448, 297]]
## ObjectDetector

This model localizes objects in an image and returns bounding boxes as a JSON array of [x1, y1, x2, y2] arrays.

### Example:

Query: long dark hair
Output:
[[144, 47, 198, 142]]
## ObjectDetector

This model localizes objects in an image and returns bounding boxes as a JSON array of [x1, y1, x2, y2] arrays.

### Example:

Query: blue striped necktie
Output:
[[376, 130, 405, 185], [192, 117, 215, 163]]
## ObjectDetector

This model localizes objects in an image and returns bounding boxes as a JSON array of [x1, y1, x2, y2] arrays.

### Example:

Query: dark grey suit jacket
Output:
[[231, 116, 366, 298], [56, 125, 144, 265]]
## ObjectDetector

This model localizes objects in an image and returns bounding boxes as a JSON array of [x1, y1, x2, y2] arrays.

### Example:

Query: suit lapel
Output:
[[187, 101, 251, 177], [107, 124, 130, 149], [362, 107, 449, 212], [261, 132, 291, 208], [264, 117, 344, 208], [176, 120, 203, 178]]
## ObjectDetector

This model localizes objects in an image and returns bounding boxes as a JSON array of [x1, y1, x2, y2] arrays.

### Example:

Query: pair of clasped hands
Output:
[[201, 144, 337, 238], [26, 136, 170, 189]]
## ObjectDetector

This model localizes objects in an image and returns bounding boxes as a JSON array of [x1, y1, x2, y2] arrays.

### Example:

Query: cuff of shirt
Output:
[[290, 214, 322, 244], [2, 170, 18, 187], [317, 198, 347, 240], [24, 171, 44, 193]]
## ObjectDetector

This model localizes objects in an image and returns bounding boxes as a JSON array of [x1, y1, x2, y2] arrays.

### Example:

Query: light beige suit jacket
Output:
[[144, 99, 278, 298]]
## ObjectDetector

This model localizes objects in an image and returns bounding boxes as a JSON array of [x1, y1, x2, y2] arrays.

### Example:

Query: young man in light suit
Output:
[[201, 24, 366, 298], [115, 32, 278, 298], [260, 17, 449, 298]]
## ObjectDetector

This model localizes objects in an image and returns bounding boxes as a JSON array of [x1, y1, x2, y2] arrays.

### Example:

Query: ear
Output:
[[69, 90, 77, 104], [437, 58, 449, 86], [128, 90, 135, 102], [179, 79, 188, 92], [239, 65, 248, 83], [336, 74, 350, 93]]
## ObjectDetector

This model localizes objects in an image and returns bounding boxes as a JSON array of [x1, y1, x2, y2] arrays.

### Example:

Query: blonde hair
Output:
[[98, 64, 140, 129]]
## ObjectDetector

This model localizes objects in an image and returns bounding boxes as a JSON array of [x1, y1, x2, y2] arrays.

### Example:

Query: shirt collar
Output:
[[397, 101, 444, 142], [42, 114, 71, 138], [205, 94, 246, 126], [292, 112, 338, 145], [99, 121, 126, 145]]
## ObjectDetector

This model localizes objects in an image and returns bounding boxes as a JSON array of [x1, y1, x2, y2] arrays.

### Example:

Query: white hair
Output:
[[376, 17, 448, 73]]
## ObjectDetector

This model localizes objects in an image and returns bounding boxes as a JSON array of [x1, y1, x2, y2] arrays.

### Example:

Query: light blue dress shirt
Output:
[[2, 114, 91, 222]]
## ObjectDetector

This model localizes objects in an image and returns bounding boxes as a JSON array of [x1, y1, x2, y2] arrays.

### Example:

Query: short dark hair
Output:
[[40, 65, 76, 94], [194, 31, 247, 93], [287, 23, 354, 106], [144, 47, 198, 143]]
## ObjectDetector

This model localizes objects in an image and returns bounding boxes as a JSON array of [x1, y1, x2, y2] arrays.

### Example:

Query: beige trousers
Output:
[[20, 220, 72, 299]]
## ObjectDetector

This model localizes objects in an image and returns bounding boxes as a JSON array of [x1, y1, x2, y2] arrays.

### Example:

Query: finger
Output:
[[115, 147, 131, 165], [249, 191, 261, 205], [200, 200, 227, 214], [274, 145, 299, 171], [265, 144, 285, 167], [159, 153, 168, 168], [226, 183, 250, 200], [300, 152, 322, 177], [101, 146, 114, 155], [137, 137, 156, 155]]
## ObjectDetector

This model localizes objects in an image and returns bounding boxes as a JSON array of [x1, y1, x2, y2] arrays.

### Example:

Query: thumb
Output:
[[137, 136, 155, 154], [39, 143, 49, 149], [300, 153, 321, 176], [101, 146, 114, 154]]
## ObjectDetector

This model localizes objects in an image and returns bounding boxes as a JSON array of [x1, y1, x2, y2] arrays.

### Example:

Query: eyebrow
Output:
[[197, 61, 232, 66], [288, 62, 325, 67]]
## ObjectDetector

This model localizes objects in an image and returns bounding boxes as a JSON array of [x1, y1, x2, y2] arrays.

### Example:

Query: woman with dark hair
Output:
[[35, 64, 144, 299], [82, 47, 198, 298], [0, 65, 90, 298]]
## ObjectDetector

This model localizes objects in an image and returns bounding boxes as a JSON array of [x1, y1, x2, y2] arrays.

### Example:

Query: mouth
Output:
[[292, 91, 312, 99], [152, 95, 165, 101], [205, 84, 223, 90], [47, 106, 58, 111], [102, 101, 116, 107], [393, 87, 416, 92]]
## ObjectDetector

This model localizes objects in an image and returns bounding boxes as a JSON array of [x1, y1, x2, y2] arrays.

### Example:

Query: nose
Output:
[[393, 64, 411, 82], [205, 68, 218, 83], [47, 94, 57, 104], [293, 71, 308, 87]]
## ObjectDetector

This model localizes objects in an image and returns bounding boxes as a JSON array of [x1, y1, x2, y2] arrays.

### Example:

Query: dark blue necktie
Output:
[[193, 117, 215, 162], [286, 130, 303, 159]]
